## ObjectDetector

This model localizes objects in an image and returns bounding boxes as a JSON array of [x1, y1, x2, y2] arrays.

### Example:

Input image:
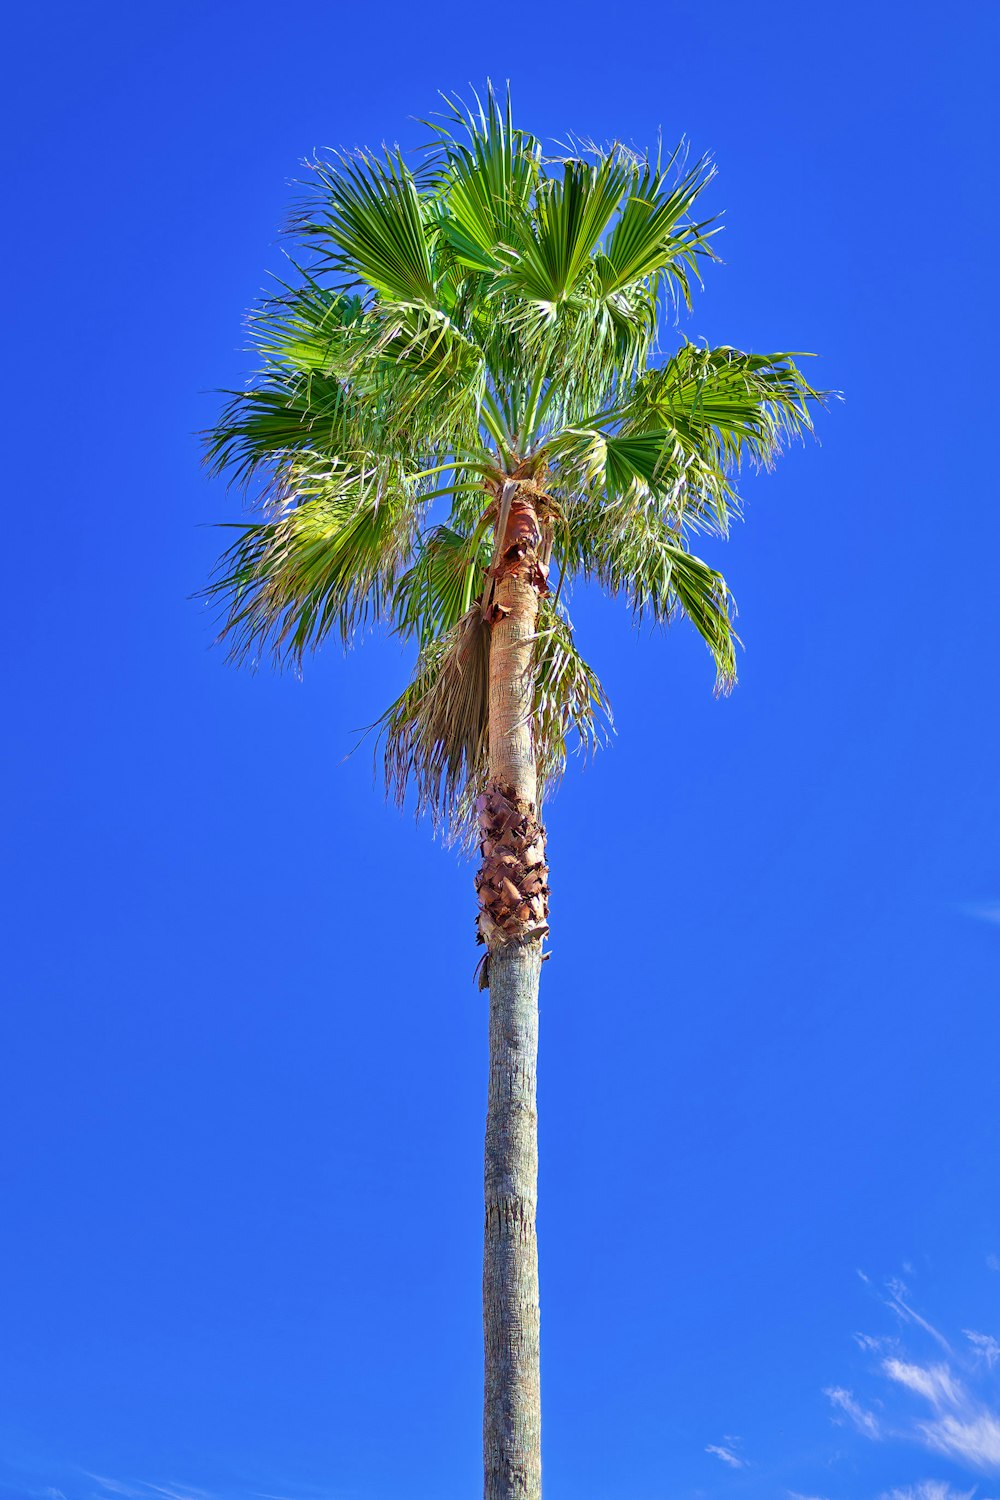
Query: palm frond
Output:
[[253, 279, 367, 374], [427, 83, 542, 274], [392, 523, 491, 648], [205, 282, 438, 500], [625, 343, 820, 470], [596, 151, 716, 307], [497, 151, 634, 305], [532, 599, 612, 788], [296, 147, 438, 306], [546, 422, 714, 527], [382, 604, 490, 833], [381, 594, 611, 840], [359, 303, 489, 449], [547, 344, 821, 541], [205, 464, 420, 665], [565, 493, 739, 692]]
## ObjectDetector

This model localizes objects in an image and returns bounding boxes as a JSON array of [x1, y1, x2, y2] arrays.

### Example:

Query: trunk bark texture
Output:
[[483, 939, 542, 1500], [479, 486, 547, 1500]]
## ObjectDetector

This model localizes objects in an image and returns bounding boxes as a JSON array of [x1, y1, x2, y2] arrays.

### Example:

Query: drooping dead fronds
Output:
[[381, 605, 491, 833], [380, 595, 611, 842]]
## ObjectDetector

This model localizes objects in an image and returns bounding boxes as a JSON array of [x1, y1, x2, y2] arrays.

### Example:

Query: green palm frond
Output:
[[546, 422, 710, 530], [624, 343, 819, 470], [547, 343, 819, 542], [427, 85, 542, 273], [393, 523, 491, 648], [296, 147, 438, 305], [362, 304, 488, 448], [565, 492, 739, 692], [596, 150, 716, 305], [254, 280, 367, 374], [603, 428, 685, 497], [664, 547, 739, 692], [497, 151, 635, 305], [205, 379, 343, 490], [206, 465, 420, 665], [205, 286, 403, 492]]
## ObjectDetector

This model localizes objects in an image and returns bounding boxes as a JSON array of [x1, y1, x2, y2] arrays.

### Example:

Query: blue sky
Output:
[[2, 3, 999, 1499]]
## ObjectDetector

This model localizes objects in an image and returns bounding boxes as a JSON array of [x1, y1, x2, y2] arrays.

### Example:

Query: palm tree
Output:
[[204, 86, 821, 1500]]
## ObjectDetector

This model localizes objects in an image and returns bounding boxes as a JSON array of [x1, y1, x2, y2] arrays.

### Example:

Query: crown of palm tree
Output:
[[205, 85, 821, 835]]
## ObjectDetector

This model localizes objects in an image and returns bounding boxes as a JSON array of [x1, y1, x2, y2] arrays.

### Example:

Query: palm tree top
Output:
[[205, 83, 824, 834]]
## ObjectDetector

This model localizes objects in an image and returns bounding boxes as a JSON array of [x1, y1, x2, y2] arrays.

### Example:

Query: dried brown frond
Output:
[[381, 605, 490, 836], [379, 596, 611, 844]]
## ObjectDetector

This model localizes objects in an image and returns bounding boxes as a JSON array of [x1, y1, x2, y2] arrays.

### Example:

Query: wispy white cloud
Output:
[[856, 1331, 892, 1354], [148, 1488, 216, 1500], [787, 1491, 829, 1500], [883, 1359, 965, 1411], [919, 1408, 1000, 1472], [962, 902, 1000, 925], [12, 1470, 342, 1500], [705, 1444, 747, 1469], [879, 1483, 975, 1500], [877, 1349, 1000, 1473], [865, 1346, 1000, 1474], [820, 1275, 1000, 1500], [883, 1281, 954, 1355], [248, 1486, 346, 1500], [824, 1385, 882, 1438], [89, 1479, 217, 1500], [987, 1255, 1000, 1273], [250, 1488, 313, 1500], [966, 1331, 1000, 1368]]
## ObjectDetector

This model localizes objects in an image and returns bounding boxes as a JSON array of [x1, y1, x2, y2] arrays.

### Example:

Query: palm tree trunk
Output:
[[483, 939, 542, 1500], [478, 487, 548, 1500]]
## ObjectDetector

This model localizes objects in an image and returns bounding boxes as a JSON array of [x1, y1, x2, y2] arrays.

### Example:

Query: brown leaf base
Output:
[[475, 780, 550, 970]]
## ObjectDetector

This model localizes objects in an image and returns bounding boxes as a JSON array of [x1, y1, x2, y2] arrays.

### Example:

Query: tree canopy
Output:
[[205, 85, 821, 834]]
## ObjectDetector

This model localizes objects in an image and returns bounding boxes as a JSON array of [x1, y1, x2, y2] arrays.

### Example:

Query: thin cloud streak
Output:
[[962, 902, 1000, 925], [856, 1332, 892, 1353], [966, 1331, 1000, 1368], [883, 1359, 964, 1411], [879, 1484, 975, 1500], [822, 1275, 1000, 1493], [880, 1351, 1000, 1473], [919, 1409, 1000, 1472], [705, 1444, 747, 1469], [824, 1385, 882, 1438], [883, 1281, 954, 1355], [89, 1479, 218, 1500]]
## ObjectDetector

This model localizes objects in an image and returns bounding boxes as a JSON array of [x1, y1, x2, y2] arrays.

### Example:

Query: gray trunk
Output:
[[480, 485, 545, 1500], [483, 938, 542, 1500]]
